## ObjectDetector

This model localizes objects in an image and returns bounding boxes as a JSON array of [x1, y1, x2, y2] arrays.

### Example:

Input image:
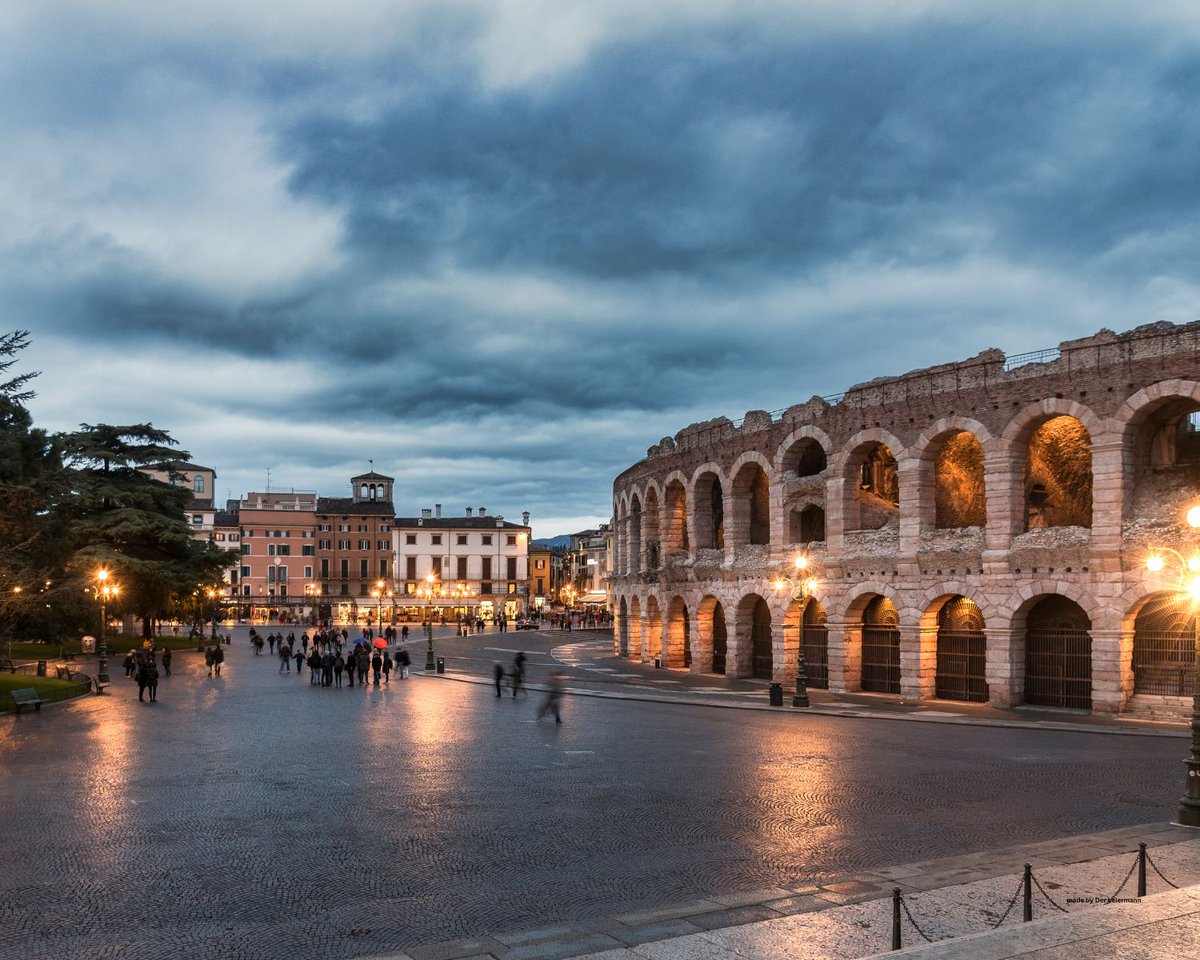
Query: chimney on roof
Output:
[[522, 511, 530, 526], [435, 503, 442, 518], [496, 516, 504, 527], [466, 506, 473, 517], [478, 506, 486, 516], [421, 508, 432, 519]]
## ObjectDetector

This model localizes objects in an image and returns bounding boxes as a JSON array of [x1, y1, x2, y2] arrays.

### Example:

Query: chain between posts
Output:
[[1145, 849, 1180, 890], [1031, 874, 1069, 913], [897, 891, 934, 943], [991, 879, 1026, 929], [1109, 855, 1140, 901]]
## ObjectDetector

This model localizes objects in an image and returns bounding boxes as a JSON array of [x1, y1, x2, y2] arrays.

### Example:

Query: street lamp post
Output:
[[772, 555, 819, 709], [418, 573, 438, 670], [95, 569, 119, 689], [1146, 504, 1200, 828]]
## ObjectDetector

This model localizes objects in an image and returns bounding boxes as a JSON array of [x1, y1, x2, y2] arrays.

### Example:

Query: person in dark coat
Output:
[[333, 652, 345, 687], [136, 661, 150, 701], [123, 651, 136, 677], [511, 651, 526, 698], [397, 648, 411, 679], [537, 672, 564, 724], [161, 648, 172, 677], [382, 652, 392, 685], [321, 651, 334, 687], [213, 643, 225, 675], [494, 662, 505, 697], [146, 661, 160, 702], [293, 646, 305, 675], [371, 650, 382, 686], [308, 649, 320, 685], [357, 648, 369, 685]]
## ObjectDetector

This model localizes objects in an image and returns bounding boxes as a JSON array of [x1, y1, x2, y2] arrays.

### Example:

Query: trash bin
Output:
[[436, 657, 445, 674], [37, 660, 47, 677], [769, 682, 783, 706]]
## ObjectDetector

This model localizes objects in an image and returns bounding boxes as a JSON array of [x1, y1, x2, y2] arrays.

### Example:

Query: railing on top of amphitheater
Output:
[[1003, 347, 1061, 371]]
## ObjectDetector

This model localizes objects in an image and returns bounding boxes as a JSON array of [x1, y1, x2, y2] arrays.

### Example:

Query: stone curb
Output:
[[360, 823, 1200, 960], [419, 669, 1189, 739]]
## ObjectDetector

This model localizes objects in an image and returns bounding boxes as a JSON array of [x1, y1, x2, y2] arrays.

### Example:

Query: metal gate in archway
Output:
[[935, 596, 988, 703], [1024, 596, 1092, 710], [683, 608, 692, 668], [802, 602, 829, 690], [1133, 595, 1196, 697], [861, 596, 900, 694]]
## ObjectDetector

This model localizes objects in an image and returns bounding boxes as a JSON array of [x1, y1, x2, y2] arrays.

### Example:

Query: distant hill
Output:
[[532, 535, 571, 550]]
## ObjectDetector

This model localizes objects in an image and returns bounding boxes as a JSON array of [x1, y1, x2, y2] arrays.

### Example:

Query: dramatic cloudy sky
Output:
[[7, 1, 1200, 536]]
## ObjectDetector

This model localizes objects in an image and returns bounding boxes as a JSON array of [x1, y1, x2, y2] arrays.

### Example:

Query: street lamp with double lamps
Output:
[[772, 554, 820, 708], [417, 573, 439, 670], [1145, 504, 1200, 827], [94, 569, 119, 689]]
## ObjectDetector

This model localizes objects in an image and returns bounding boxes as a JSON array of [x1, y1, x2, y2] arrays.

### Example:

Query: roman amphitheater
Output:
[[610, 321, 1200, 717]]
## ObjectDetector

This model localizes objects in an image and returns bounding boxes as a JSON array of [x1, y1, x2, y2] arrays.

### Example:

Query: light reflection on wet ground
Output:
[[0, 628, 1182, 960]]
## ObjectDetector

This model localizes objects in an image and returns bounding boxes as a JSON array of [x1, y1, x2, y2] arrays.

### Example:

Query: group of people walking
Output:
[[122, 646, 166, 702], [249, 627, 412, 689]]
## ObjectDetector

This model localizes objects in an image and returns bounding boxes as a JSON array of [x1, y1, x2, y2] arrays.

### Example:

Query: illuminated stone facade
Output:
[[611, 321, 1200, 717]]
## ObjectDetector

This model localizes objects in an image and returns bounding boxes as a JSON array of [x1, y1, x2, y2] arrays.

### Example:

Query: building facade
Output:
[[564, 525, 612, 607], [611, 321, 1200, 718], [528, 546, 555, 613], [314, 471, 395, 621], [392, 506, 531, 621], [139, 460, 218, 540], [235, 492, 317, 618]]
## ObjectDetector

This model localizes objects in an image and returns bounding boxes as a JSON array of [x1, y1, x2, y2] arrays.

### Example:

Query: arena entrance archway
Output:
[[1024, 595, 1092, 710]]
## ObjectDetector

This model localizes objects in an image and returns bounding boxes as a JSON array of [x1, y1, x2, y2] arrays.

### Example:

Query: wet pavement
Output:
[[0, 625, 1187, 960]]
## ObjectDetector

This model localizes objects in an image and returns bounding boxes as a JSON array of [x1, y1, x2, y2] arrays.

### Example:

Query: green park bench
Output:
[[10, 688, 46, 713]]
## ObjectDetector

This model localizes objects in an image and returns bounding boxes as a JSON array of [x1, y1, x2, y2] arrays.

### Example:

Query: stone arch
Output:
[[1115, 380, 1200, 524], [908, 422, 990, 530], [628, 492, 643, 574], [643, 594, 662, 663], [628, 595, 643, 662], [642, 484, 662, 571], [1127, 590, 1196, 699], [696, 595, 728, 675], [777, 427, 832, 478], [666, 595, 690, 668], [735, 592, 773, 680], [858, 593, 902, 694], [1022, 594, 1092, 710], [618, 596, 629, 656], [921, 594, 989, 703], [692, 468, 726, 550], [729, 453, 773, 546], [839, 430, 904, 532], [1024, 416, 1093, 530], [662, 472, 690, 555], [789, 502, 826, 544], [998, 400, 1099, 534]]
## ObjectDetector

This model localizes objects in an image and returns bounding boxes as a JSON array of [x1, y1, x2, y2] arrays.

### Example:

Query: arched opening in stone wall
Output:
[[629, 595, 642, 662], [934, 432, 987, 529], [803, 599, 829, 689], [845, 442, 899, 531], [1024, 416, 1092, 530], [644, 595, 662, 664], [1023, 595, 1091, 710], [667, 596, 690, 668], [643, 487, 661, 571], [789, 504, 826, 544], [664, 479, 689, 554], [618, 596, 629, 657], [710, 600, 727, 674], [629, 494, 643, 573], [1127, 395, 1200, 526], [731, 462, 771, 546], [782, 438, 827, 478], [1132, 592, 1196, 698], [934, 595, 988, 703], [740, 594, 773, 680], [861, 595, 901, 694], [693, 472, 725, 549]]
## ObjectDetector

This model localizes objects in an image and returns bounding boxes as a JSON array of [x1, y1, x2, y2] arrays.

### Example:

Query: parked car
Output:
[[515, 619, 537, 630]]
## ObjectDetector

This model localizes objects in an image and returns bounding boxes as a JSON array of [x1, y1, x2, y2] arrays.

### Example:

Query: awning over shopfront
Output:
[[578, 593, 609, 606]]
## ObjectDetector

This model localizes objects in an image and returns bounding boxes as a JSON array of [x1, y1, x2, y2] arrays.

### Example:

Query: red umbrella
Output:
[[373, 637, 387, 649]]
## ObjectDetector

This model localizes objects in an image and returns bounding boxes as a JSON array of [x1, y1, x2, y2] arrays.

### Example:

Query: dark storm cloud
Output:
[[278, 23, 1200, 281]]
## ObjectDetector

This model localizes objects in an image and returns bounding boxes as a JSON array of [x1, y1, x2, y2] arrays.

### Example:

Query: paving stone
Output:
[[685, 905, 784, 930]]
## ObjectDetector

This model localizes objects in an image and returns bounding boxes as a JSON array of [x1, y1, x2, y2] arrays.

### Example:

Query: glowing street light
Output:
[[772, 553, 819, 708], [1145, 505, 1200, 827], [94, 569, 120, 689]]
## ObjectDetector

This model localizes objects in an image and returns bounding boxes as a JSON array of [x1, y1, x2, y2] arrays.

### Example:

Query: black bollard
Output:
[[1138, 843, 1147, 898], [892, 888, 902, 950], [1023, 863, 1033, 922]]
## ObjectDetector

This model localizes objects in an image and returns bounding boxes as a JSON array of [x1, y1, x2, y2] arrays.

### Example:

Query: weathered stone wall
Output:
[[611, 320, 1200, 717]]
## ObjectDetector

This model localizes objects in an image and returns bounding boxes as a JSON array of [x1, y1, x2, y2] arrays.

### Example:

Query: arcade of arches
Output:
[[610, 323, 1200, 717]]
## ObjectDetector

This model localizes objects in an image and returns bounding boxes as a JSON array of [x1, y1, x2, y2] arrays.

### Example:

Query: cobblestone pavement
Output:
[[0, 626, 1186, 960]]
